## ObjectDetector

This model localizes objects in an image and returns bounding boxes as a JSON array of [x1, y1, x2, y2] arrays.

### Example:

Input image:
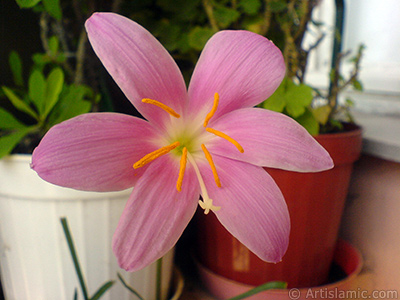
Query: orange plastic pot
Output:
[[195, 125, 362, 288]]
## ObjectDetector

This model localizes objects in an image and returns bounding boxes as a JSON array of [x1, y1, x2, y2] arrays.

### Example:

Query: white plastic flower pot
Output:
[[0, 154, 174, 300]]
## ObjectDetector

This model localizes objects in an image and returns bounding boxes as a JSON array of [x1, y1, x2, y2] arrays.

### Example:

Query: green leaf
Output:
[[15, 0, 41, 8], [239, 0, 261, 15], [42, 0, 62, 20], [296, 109, 320, 136], [42, 68, 64, 119], [32, 53, 52, 66], [48, 35, 59, 55], [352, 79, 363, 91], [0, 107, 26, 129], [227, 281, 287, 300], [29, 70, 46, 114], [9, 51, 24, 87], [268, 0, 286, 12], [47, 85, 92, 127], [312, 105, 331, 125], [188, 27, 215, 51], [90, 281, 114, 300], [214, 5, 240, 28], [285, 81, 314, 118], [0, 126, 36, 158], [2, 86, 38, 120], [262, 85, 286, 112]]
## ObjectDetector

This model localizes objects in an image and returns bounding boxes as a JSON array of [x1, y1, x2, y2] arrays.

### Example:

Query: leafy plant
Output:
[[0, 51, 98, 158], [120, 0, 364, 135], [262, 44, 365, 134]]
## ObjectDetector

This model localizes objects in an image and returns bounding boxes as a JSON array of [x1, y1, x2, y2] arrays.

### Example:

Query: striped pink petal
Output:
[[207, 108, 334, 172], [188, 30, 285, 121], [112, 155, 199, 271], [85, 13, 188, 129], [198, 155, 290, 263], [31, 113, 160, 191]]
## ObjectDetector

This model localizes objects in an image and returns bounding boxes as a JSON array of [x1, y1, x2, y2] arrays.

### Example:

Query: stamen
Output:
[[187, 152, 221, 214], [142, 98, 180, 118], [176, 147, 187, 192], [206, 128, 244, 153], [201, 144, 221, 188], [203, 93, 219, 127], [133, 141, 180, 169]]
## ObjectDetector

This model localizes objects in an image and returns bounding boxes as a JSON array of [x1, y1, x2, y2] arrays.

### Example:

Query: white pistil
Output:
[[187, 152, 221, 214]]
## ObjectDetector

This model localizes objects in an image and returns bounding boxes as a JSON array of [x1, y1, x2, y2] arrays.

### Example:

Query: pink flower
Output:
[[31, 13, 333, 272]]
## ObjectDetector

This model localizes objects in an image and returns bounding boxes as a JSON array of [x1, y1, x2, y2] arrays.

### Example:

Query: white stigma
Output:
[[187, 152, 221, 214]]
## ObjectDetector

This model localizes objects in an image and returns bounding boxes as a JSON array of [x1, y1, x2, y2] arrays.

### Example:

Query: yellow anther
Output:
[[133, 141, 180, 169], [142, 98, 180, 118], [201, 144, 221, 188], [206, 128, 244, 153], [203, 93, 219, 127], [176, 147, 187, 192]]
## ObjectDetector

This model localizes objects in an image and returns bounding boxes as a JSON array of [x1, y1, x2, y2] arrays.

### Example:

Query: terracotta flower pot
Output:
[[198, 239, 363, 300], [195, 125, 362, 288]]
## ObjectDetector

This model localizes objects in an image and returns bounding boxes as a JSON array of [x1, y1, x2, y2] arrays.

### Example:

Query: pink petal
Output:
[[85, 13, 187, 128], [113, 155, 199, 271], [187, 30, 285, 121], [198, 155, 290, 263], [31, 113, 161, 191], [207, 108, 334, 172]]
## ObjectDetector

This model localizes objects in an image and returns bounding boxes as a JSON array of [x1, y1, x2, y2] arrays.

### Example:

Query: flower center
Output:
[[133, 93, 244, 214]]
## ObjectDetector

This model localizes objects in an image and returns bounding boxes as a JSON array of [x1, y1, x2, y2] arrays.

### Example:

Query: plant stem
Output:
[[74, 29, 88, 85], [60, 217, 89, 300], [155, 257, 163, 300], [202, 0, 219, 31]]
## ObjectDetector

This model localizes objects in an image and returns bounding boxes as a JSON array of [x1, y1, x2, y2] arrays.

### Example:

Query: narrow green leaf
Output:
[[0, 126, 36, 158], [117, 273, 145, 300], [0, 107, 26, 129], [43, 68, 64, 119], [15, 0, 41, 8], [2, 86, 38, 120], [227, 281, 287, 300], [29, 70, 46, 114], [60, 218, 89, 300], [9, 51, 24, 87], [73, 289, 78, 300], [155, 258, 162, 300], [42, 0, 62, 20], [90, 281, 114, 300]]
